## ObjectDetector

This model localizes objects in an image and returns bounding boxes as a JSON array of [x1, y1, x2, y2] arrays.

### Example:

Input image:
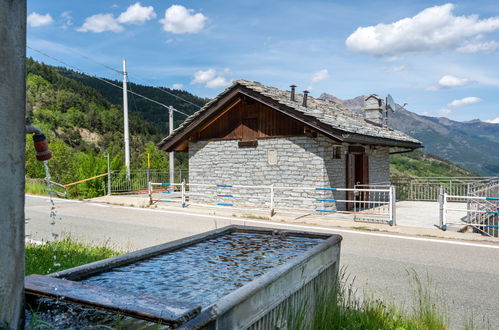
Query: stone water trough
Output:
[[25, 225, 342, 329]]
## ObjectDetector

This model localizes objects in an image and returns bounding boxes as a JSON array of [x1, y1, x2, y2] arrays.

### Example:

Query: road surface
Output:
[[25, 195, 499, 328]]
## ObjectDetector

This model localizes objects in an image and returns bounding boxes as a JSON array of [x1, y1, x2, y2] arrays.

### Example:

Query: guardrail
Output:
[[148, 182, 396, 226]]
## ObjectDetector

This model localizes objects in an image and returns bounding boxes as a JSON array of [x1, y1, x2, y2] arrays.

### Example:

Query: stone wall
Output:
[[188, 135, 347, 210], [368, 147, 390, 185], [187, 136, 390, 211]]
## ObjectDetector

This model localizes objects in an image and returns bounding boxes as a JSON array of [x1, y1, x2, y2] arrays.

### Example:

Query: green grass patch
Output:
[[288, 270, 486, 330], [26, 238, 121, 275], [25, 179, 49, 196]]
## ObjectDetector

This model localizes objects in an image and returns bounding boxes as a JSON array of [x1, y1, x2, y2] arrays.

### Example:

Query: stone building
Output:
[[158, 80, 422, 211]]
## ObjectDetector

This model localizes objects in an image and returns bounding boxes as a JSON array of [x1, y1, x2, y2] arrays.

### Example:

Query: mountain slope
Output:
[[320, 93, 499, 176], [56, 67, 208, 134]]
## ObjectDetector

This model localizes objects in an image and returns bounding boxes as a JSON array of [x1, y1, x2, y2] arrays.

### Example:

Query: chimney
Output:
[[290, 85, 296, 101], [302, 90, 309, 107], [364, 94, 383, 124]]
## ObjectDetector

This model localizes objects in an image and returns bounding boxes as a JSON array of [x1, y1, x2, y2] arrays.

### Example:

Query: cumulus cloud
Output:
[[27, 12, 54, 27], [447, 97, 482, 108], [485, 117, 499, 123], [310, 69, 330, 84], [192, 69, 216, 84], [172, 83, 184, 90], [191, 69, 231, 89], [428, 75, 471, 90], [117, 2, 156, 25], [160, 5, 207, 34], [346, 3, 499, 56], [457, 40, 499, 53], [77, 13, 124, 33], [78, 2, 155, 33]]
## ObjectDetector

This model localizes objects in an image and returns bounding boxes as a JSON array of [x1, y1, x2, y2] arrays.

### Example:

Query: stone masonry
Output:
[[188, 134, 390, 211]]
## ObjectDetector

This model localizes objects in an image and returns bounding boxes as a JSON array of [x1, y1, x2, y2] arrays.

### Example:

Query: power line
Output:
[[27, 46, 191, 117], [28, 44, 203, 110]]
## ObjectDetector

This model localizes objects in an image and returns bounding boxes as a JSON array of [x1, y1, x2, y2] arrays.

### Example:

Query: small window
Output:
[[268, 149, 278, 165], [332, 146, 342, 159]]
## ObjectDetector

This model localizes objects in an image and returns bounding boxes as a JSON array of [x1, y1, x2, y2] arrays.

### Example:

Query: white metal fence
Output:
[[440, 180, 499, 237], [148, 182, 396, 226], [391, 177, 498, 201], [110, 169, 188, 194]]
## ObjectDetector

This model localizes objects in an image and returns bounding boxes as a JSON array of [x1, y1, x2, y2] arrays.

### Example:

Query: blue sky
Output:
[[27, 1, 499, 123]]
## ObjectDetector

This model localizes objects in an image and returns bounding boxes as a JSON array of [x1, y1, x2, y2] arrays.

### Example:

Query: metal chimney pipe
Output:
[[290, 85, 296, 101], [302, 90, 309, 107]]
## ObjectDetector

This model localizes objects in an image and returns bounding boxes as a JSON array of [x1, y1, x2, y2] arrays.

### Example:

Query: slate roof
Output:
[[158, 80, 422, 150]]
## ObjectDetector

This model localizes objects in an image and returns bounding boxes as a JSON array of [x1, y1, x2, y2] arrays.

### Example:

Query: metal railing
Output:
[[148, 181, 396, 226], [390, 177, 498, 201], [110, 169, 188, 194]]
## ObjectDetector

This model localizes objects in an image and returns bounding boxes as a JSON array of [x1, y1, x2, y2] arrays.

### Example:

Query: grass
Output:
[[25, 238, 121, 275], [25, 179, 49, 196], [288, 269, 486, 330]]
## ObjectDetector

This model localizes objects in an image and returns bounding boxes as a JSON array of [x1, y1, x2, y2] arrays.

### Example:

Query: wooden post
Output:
[[0, 1, 26, 327]]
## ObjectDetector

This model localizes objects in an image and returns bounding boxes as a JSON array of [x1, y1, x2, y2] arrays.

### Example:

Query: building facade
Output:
[[159, 80, 421, 211]]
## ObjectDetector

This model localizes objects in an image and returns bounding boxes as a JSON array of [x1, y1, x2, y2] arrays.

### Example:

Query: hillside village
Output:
[[1, 1, 499, 329]]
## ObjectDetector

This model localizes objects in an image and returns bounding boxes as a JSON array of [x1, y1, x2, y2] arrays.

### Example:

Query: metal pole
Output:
[[442, 192, 448, 231], [182, 179, 186, 208], [122, 58, 130, 180], [169, 106, 174, 192], [107, 153, 111, 196], [147, 152, 151, 185], [270, 184, 275, 217], [438, 186, 444, 229], [0, 0, 26, 327], [389, 185, 396, 226]]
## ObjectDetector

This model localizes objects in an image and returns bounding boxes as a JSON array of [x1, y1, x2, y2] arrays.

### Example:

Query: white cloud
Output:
[[383, 65, 409, 73], [160, 5, 207, 34], [27, 12, 53, 27], [191, 69, 231, 89], [346, 3, 499, 56], [206, 77, 231, 89], [457, 40, 499, 53], [310, 69, 330, 84], [77, 14, 124, 33], [172, 83, 183, 90], [437, 108, 452, 116], [485, 117, 499, 123], [60, 11, 73, 29], [447, 97, 482, 108], [192, 69, 216, 84], [117, 2, 156, 25], [428, 75, 471, 90]]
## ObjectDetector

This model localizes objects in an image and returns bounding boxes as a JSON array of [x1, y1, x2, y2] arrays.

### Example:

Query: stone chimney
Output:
[[364, 94, 383, 124]]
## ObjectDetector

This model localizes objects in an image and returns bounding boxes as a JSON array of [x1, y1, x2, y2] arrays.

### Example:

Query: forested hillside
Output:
[[57, 67, 208, 134], [25, 58, 179, 197]]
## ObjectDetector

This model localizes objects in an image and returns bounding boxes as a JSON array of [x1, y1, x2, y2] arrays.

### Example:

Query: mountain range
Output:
[[320, 93, 499, 176]]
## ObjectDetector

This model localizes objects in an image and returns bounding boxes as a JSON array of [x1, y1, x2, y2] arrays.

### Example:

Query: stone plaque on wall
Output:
[[267, 149, 278, 165]]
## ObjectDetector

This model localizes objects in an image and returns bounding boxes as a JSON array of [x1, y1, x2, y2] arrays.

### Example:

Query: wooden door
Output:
[[346, 153, 355, 210]]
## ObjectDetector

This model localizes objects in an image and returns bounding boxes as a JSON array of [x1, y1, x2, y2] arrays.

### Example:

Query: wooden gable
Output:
[[174, 94, 312, 151]]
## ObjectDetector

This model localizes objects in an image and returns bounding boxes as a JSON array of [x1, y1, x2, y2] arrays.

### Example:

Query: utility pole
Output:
[[169, 106, 175, 190], [122, 58, 130, 180]]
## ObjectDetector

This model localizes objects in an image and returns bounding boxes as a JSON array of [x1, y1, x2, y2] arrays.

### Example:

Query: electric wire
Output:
[[27, 46, 192, 117]]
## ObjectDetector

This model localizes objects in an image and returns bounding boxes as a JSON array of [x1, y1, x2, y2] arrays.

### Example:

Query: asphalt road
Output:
[[25, 195, 499, 329]]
